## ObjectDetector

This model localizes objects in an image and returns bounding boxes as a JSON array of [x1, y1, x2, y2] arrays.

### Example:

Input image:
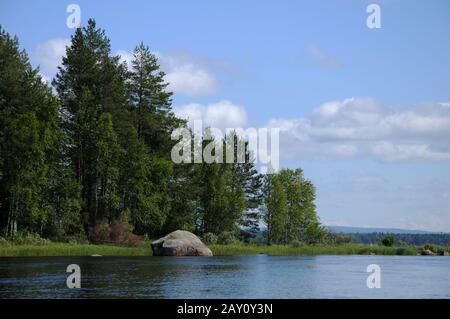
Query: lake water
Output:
[[0, 255, 449, 298]]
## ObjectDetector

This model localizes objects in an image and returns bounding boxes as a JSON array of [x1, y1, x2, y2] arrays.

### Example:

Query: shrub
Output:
[[327, 233, 353, 245], [203, 232, 218, 245], [0, 237, 10, 246], [90, 212, 144, 246], [91, 219, 111, 243], [217, 231, 238, 245], [380, 235, 395, 247], [5, 232, 50, 245], [110, 220, 131, 242], [357, 246, 371, 255], [63, 234, 89, 245], [119, 233, 144, 247], [290, 240, 304, 248], [395, 247, 408, 255]]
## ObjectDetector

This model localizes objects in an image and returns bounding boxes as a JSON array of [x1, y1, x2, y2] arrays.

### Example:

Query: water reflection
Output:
[[0, 256, 449, 298]]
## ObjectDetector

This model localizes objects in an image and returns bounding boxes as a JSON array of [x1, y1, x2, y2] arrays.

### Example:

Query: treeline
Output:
[[349, 232, 450, 246], [0, 20, 323, 244]]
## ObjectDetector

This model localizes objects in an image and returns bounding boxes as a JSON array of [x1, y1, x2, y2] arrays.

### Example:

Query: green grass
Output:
[[0, 242, 436, 257], [0, 243, 152, 257], [209, 243, 423, 256]]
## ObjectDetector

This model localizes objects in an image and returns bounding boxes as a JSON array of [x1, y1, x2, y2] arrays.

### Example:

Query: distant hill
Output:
[[250, 226, 450, 245], [326, 226, 441, 234]]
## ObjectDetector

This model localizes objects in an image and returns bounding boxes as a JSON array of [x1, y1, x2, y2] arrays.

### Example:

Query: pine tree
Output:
[[53, 19, 131, 236], [129, 42, 182, 157], [226, 132, 263, 241], [127, 42, 188, 236], [118, 127, 172, 236], [1, 21, 324, 244], [97, 112, 124, 220]]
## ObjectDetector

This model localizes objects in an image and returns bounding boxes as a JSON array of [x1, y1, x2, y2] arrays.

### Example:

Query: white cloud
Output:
[[269, 97, 450, 162], [174, 100, 247, 132], [116, 49, 134, 67], [159, 51, 217, 96], [173, 97, 450, 163], [371, 142, 450, 162], [30, 38, 70, 83], [165, 64, 216, 96], [117, 49, 217, 96]]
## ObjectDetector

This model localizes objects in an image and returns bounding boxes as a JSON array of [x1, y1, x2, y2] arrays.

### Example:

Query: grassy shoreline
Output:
[[209, 243, 423, 256], [0, 243, 151, 257], [1, 242, 446, 257]]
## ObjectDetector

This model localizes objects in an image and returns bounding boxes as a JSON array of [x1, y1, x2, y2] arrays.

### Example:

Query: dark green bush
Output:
[[395, 247, 408, 255], [4, 232, 50, 245], [380, 235, 395, 247], [203, 232, 218, 245], [0, 237, 10, 245], [357, 247, 371, 254], [327, 233, 353, 245], [290, 240, 304, 248]]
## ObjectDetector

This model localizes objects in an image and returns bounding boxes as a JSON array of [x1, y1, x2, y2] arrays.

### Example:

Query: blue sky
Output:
[[1, 0, 450, 231]]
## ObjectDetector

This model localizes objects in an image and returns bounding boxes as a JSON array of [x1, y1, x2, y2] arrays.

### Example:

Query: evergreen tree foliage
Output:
[[0, 20, 323, 244]]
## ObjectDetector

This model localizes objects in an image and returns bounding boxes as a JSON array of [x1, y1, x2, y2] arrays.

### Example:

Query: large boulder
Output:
[[421, 249, 436, 256], [151, 230, 213, 256]]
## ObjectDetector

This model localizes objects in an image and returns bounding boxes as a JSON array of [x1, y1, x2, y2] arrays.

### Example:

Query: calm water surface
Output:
[[0, 255, 449, 298]]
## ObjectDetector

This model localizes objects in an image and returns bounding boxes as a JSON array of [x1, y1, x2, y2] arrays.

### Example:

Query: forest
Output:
[[0, 19, 326, 245], [349, 232, 450, 246]]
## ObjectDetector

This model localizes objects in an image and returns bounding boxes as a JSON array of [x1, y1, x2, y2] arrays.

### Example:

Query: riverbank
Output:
[[0, 243, 151, 257], [1, 242, 448, 257], [210, 243, 423, 256]]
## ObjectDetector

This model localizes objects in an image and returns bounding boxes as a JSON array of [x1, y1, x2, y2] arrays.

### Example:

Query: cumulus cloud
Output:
[[173, 100, 247, 132], [173, 97, 450, 163], [157, 51, 217, 96], [117, 49, 217, 96], [165, 64, 216, 96], [30, 38, 70, 83], [269, 97, 450, 162]]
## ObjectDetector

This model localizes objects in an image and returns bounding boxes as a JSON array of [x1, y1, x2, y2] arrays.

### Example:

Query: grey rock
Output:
[[444, 251, 449, 256], [421, 249, 436, 256], [151, 230, 213, 256]]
